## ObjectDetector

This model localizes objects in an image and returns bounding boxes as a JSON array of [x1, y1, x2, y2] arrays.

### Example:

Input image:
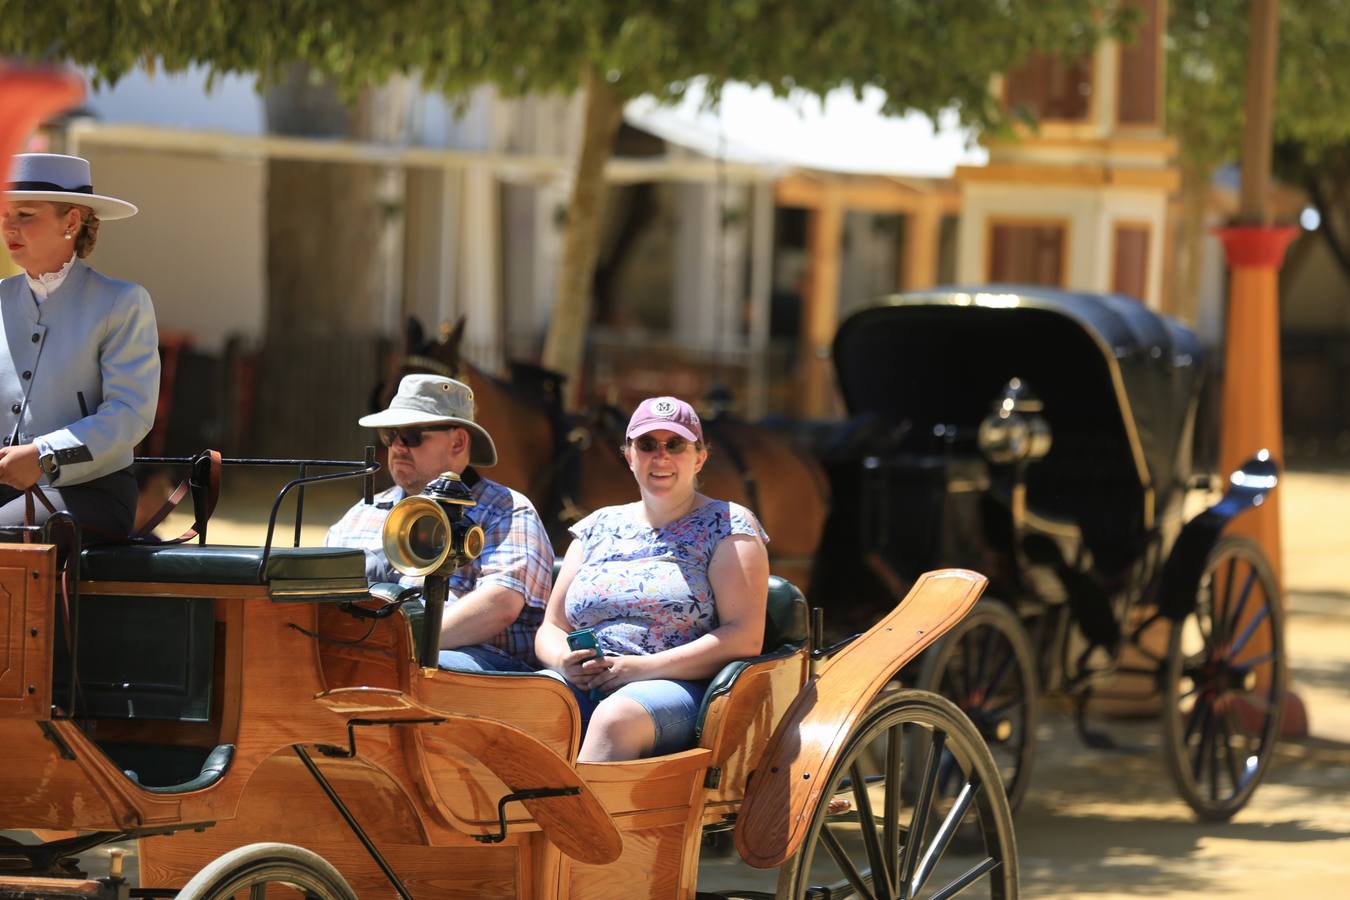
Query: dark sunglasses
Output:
[[378, 425, 456, 448], [632, 435, 693, 455]]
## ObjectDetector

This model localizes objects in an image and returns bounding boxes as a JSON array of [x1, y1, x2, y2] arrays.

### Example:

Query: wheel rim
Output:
[[193, 864, 339, 900], [175, 844, 357, 900], [924, 616, 1034, 812], [781, 690, 1018, 899], [1164, 538, 1285, 820]]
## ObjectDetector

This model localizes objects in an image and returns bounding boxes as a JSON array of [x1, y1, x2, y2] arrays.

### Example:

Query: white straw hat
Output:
[[6, 153, 138, 220]]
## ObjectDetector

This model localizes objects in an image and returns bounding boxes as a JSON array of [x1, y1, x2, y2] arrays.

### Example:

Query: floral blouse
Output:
[[564, 500, 769, 656]]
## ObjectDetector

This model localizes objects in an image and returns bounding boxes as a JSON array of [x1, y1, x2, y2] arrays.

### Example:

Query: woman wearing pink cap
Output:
[[537, 396, 770, 761]]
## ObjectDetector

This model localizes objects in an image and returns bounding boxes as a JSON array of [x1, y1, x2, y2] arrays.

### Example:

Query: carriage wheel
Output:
[[174, 843, 358, 900], [1162, 535, 1286, 822], [915, 599, 1038, 817], [777, 690, 1019, 900]]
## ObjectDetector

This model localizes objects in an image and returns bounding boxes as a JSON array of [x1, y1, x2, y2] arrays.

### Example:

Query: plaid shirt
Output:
[[325, 474, 554, 666]]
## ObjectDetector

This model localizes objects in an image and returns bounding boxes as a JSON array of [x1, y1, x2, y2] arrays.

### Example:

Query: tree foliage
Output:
[[1169, 0, 1350, 171], [5, 1, 1118, 127], [1168, 0, 1350, 285], [1, 1, 1125, 402]]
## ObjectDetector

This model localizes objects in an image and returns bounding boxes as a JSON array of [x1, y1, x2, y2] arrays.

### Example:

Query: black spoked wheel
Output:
[[175, 843, 358, 900], [915, 599, 1038, 821], [778, 690, 1019, 900], [1162, 535, 1286, 822]]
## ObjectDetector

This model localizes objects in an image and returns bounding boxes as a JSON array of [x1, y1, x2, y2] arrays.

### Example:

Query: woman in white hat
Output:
[[0, 153, 159, 538]]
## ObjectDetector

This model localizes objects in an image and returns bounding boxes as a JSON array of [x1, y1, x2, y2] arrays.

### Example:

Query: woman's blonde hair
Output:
[[52, 202, 100, 258]]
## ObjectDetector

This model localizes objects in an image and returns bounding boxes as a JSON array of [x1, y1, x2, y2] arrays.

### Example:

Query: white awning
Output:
[[625, 80, 988, 180]]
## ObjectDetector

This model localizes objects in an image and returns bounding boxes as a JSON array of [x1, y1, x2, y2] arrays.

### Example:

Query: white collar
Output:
[[25, 255, 77, 302]]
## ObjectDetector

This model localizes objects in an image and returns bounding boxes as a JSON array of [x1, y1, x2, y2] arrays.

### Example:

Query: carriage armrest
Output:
[[694, 643, 803, 740], [102, 742, 234, 795], [694, 576, 809, 739], [370, 581, 408, 604]]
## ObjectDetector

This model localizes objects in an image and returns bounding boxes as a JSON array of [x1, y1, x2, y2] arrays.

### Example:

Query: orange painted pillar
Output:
[[1216, 225, 1307, 738], [0, 66, 82, 166], [1215, 226, 1298, 586]]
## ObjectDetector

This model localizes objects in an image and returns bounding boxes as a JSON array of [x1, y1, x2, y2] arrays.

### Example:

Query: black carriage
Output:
[[811, 286, 1286, 822]]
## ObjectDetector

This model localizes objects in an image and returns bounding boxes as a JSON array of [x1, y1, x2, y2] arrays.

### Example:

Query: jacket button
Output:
[[21, 371, 30, 380], [9, 404, 18, 414], [30, 333, 39, 343]]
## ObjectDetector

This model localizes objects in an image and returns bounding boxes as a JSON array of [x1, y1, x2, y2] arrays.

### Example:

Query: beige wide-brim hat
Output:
[[6, 153, 138, 220], [359, 374, 498, 468]]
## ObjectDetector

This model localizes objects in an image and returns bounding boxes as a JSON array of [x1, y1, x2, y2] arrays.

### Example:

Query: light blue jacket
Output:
[[0, 260, 160, 486]]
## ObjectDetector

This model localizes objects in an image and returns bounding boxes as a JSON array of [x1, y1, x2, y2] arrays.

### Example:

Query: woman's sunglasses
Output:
[[378, 425, 456, 448], [631, 435, 693, 454]]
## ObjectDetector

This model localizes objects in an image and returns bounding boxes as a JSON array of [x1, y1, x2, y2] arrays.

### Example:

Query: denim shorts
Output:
[[538, 669, 708, 757], [438, 644, 535, 673]]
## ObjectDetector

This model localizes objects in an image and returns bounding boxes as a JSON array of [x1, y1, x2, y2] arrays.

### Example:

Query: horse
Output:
[[373, 318, 830, 592]]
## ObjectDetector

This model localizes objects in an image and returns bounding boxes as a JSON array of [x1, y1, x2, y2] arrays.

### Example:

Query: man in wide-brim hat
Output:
[[326, 374, 554, 672]]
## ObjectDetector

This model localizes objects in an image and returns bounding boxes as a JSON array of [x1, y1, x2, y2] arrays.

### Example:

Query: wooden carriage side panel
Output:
[[404, 670, 583, 832], [0, 544, 56, 720], [697, 650, 809, 821], [139, 750, 524, 899], [314, 601, 412, 693], [566, 749, 713, 899]]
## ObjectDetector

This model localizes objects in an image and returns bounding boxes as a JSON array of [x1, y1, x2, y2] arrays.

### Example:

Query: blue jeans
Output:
[[538, 669, 707, 757], [438, 644, 535, 673]]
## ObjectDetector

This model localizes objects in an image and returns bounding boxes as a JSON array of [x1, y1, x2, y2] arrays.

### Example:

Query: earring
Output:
[[63, 232, 72, 240]]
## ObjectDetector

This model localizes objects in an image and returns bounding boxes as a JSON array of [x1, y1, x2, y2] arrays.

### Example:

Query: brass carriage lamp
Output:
[[382, 471, 486, 669], [977, 378, 1052, 465]]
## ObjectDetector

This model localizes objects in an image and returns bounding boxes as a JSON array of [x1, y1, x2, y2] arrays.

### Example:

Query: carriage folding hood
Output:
[[831, 287, 1205, 534]]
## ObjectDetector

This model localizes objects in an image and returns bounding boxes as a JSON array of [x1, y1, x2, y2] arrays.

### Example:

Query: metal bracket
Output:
[[37, 719, 76, 759], [314, 716, 446, 760], [473, 787, 582, 844]]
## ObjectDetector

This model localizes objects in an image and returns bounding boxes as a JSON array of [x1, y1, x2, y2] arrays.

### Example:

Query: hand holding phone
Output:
[[565, 627, 605, 701]]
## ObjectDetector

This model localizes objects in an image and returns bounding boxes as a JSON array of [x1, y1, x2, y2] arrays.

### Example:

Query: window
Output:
[[1003, 53, 1093, 122], [1112, 224, 1151, 302], [988, 221, 1068, 286], [1117, 0, 1162, 127]]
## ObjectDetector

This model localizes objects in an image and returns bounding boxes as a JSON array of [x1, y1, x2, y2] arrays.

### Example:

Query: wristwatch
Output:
[[38, 451, 59, 479]]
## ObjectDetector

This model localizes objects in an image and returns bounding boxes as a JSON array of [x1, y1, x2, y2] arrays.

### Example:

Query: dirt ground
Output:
[[11, 466, 1350, 896], [701, 467, 1350, 897]]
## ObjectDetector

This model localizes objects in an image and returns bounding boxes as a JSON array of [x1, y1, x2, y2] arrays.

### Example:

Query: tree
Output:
[[4, 0, 1123, 406], [1168, 0, 1350, 321]]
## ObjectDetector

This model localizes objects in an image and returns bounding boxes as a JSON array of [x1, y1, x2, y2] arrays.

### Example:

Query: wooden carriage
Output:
[[0, 459, 1017, 899]]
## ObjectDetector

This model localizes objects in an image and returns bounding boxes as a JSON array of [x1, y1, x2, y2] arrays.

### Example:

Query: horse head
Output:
[[372, 316, 467, 413]]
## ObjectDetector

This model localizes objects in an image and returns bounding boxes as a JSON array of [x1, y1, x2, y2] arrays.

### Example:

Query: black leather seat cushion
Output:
[[81, 544, 365, 585]]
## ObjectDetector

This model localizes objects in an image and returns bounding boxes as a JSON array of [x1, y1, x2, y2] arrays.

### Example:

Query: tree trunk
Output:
[[255, 66, 410, 456], [541, 65, 625, 409], [1174, 157, 1214, 327]]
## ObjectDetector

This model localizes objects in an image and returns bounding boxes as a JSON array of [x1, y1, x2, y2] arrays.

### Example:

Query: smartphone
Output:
[[565, 628, 605, 701]]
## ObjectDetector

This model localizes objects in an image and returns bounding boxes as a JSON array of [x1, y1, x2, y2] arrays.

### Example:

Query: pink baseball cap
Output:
[[626, 396, 703, 443]]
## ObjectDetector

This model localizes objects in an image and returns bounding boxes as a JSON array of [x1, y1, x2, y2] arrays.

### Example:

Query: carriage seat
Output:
[[80, 544, 368, 601], [98, 741, 235, 794], [386, 572, 807, 736]]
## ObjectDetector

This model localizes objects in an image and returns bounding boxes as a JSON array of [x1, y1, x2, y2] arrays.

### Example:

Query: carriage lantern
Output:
[[977, 377, 1052, 465], [383, 471, 485, 668]]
